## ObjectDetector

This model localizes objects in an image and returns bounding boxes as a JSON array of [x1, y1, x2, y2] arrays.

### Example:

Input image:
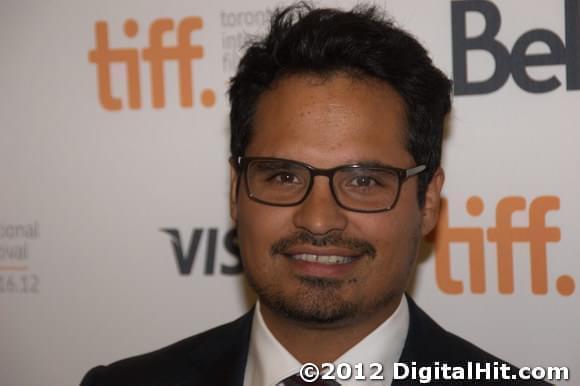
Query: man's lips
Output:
[[290, 254, 353, 265], [269, 231, 377, 260], [281, 247, 363, 266]]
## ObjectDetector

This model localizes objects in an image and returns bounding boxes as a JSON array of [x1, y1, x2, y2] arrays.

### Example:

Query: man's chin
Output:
[[262, 295, 358, 325], [255, 280, 358, 325]]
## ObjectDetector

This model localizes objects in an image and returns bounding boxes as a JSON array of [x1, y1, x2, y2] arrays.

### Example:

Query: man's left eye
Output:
[[275, 172, 299, 184], [350, 176, 378, 187]]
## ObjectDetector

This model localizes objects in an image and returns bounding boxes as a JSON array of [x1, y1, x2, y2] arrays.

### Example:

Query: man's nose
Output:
[[292, 176, 348, 235]]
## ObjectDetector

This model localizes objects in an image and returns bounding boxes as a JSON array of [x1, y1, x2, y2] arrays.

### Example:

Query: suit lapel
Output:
[[174, 298, 446, 385], [180, 310, 254, 386], [392, 295, 447, 385], [397, 295, 424, 363]]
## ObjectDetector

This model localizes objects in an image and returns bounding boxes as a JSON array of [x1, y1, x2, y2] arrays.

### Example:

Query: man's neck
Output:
[[258, 296, 403, 367]]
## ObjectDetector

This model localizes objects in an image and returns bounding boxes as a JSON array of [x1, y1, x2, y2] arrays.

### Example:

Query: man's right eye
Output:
[[267, 171, 301, 185]]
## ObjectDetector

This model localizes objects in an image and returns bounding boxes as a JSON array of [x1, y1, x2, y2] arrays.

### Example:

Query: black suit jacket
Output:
[[81, 296, 550, 385]]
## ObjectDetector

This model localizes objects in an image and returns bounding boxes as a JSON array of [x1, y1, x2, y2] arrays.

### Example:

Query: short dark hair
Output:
[[228, 2, 452, 206]]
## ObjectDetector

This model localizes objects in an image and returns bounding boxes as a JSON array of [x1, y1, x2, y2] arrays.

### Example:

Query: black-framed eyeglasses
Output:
[[233, 156, 426, 213]]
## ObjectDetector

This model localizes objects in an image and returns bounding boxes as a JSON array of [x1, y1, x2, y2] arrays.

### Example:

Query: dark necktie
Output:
[[276, 373, 341, 386]]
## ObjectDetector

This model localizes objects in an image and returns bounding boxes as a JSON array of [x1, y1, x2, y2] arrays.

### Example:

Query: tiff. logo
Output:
[[431, 196, 574, 296], [88, 18, 216, 110]]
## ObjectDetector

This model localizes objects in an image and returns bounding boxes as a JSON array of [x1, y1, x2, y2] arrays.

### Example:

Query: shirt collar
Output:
[[244, 302, 302, 386], [335, 295, 409, 385], [243, 296, 409, 386]]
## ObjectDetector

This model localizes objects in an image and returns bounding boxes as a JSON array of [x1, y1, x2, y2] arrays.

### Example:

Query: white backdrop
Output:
[[0, 1, 578, 385]]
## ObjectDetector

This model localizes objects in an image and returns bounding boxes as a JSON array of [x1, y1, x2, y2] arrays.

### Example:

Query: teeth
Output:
[[291, 254, 353, 264]]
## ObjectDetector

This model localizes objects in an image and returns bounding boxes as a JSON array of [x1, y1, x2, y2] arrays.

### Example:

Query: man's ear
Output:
[[229, 161, 239, 224], [421, 167, 444, 236]]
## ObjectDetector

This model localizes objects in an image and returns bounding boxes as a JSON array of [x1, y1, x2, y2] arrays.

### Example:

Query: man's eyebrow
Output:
[[254, 159, 303, 169], [343, 160, 397, 168]]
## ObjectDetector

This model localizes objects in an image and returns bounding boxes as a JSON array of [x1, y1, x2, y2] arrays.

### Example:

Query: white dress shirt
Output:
[[243, 296, 409, 386]]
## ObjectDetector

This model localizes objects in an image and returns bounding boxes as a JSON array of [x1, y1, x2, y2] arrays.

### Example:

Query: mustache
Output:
[[270, 231, 376, 258]]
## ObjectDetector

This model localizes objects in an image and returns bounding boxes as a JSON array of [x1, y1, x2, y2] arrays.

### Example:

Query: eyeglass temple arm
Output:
[[405, 164, 426, 178], [229, 156, 243, 170]]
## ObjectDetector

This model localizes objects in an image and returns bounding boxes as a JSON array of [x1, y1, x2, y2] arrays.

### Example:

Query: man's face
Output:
[[231, 73, 442, 327]]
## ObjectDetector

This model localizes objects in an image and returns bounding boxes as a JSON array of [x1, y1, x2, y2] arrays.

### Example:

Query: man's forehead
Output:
[[243, 81, 413, 170], [269, 71, 406, 100], [255, 73, 406, 125], [248, 73, 410, 158]]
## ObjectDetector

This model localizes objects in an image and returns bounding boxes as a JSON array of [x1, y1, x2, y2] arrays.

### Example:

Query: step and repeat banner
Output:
[[1, 1, 578, 385]]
